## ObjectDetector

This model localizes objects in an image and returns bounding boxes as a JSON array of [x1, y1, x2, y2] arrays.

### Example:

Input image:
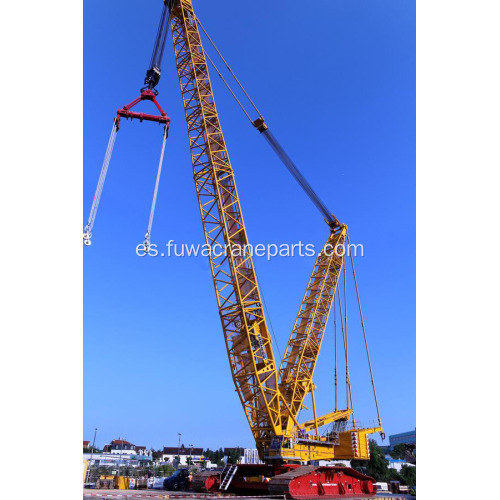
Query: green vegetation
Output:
[[226, 448, 243, 465], [156, 464, 176, 475], [203, 448, 225, 466], [352, 440, 416, 486], [400, 464, 417, 486], [389, 443, 406, 459], [84, 446, 102, 453]]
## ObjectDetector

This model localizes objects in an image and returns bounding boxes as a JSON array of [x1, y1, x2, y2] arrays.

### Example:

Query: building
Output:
[[386, 458, 416, 472], [83, 452, 152, 468], [162, 446, 204, 465], [388, 429, 416, 450], [102, 438, 149, 456], [243, 448, 263, 465], [223, 448, 263, 465], [83, 440, 90, 449], [135, 446, 152, 457], [109, 438, 135, 455]]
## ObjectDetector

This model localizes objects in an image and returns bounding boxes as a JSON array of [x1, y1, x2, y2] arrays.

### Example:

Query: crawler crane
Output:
[[84, 1, 384, 497]]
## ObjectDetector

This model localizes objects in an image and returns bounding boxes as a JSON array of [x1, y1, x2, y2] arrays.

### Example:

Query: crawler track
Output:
[[268, 466, 376, 499]]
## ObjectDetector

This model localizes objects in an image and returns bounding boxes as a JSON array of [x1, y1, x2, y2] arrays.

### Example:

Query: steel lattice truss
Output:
[[171, 0, 282, 456], [278, 228, 346, 431], [169, 0, 381, 462]]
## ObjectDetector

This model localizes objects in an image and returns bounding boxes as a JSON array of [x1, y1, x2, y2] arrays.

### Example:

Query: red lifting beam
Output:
[[116, 89, 170, 129]]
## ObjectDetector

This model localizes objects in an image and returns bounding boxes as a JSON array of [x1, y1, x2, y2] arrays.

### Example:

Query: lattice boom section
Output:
[[278, 228, 346, 428], [170, 0, 281, 455]]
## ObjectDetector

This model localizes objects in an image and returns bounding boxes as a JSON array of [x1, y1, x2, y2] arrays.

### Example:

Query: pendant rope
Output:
[[144, 126, 168, 253], [347, 232, 383, 429], [83, 119, 119, 246]]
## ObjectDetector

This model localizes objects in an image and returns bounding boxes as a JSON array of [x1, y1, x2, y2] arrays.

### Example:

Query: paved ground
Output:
[[83, 492, 281, 499], [82, 491, 413, 500], [83, 492, 226, 499]]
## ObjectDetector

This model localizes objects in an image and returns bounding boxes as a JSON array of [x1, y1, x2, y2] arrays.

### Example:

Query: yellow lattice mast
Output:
[[168, 0, 383, 463], [169, 0, 282, 457], [278, 225, 348, 432]]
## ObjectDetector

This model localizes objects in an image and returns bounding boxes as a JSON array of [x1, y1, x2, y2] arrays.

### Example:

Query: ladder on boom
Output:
[[220, 464, 238, 491]]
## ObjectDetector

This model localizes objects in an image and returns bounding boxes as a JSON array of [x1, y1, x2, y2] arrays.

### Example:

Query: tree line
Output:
[[351, 440, 416, 487]]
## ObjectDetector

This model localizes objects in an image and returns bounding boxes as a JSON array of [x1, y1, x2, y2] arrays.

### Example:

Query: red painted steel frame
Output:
[[192, 464, 377, 499], [116, 89, 170, 129]]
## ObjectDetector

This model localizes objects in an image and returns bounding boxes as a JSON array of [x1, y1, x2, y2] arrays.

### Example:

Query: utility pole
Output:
[[86, 427, 98, 484], [119, 437, 124, 477], [177, 433, 181, 469]]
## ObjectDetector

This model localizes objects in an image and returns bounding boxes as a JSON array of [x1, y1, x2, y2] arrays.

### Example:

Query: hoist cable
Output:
[[83, 119, 118, 245], [254, 270, 282, 362], [195, 14, 337, 227], [336, 291, 349, 407], [261, 129, 337, 226], [144, 126, 168, 252], [337, 273, 355, 428], [204, 51, 254, 124], [334, 297, 338, 412], [343, 257, 356, 428], [194, 14, 263, 119], [202, 41, 284, 361], [347, 232, 383, 429], [150, 2, 171, 70], [144, 1, 173, 90]]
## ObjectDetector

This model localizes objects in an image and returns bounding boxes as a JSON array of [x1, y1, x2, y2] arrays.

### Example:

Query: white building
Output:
[[101, 438, 152, 457], [223, 448, 263, 465], [135, 446, 152, 457], [243, 448, 263, 465], [386, 457, 416, 472], [83, 452, 152, 468], [162, 446, 204, 465], [104, 438, 137, 455]]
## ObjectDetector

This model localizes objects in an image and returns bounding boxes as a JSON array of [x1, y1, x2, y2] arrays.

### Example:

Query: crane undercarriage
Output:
[[191, 426, 380, 498], [193, 464, 377, 498]]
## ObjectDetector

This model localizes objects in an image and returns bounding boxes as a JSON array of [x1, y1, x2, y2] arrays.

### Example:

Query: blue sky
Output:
[[84, 0, 415, 451]]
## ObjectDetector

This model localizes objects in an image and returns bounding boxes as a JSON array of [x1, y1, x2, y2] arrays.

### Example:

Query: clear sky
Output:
[[84, 0, 415, 452]]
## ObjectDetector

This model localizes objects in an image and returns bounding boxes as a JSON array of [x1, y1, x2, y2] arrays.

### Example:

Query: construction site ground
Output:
[[82, 490, 414, 500]]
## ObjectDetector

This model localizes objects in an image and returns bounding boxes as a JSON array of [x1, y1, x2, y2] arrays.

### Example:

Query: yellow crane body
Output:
[[169, 0, 382, 463]]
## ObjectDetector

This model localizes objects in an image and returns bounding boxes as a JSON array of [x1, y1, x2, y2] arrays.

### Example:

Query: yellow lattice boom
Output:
[[170, 0, 382, 463]]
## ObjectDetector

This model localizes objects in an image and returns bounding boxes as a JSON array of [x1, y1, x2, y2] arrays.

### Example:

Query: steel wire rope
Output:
[[194, 14, 263, 119], [83, 119, 119, 244], [334, 297, 338, 411], [347, 231, 383, 429], [200, 43, 282, 362], [254, 268, 282, 363], [343, 255, 356, 428], [144, 126, 168, 252], [200, 49, 282, 361], [197, 16, 337, 227], [203, 50, 254, 124], [337, 280, 355, 426]]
